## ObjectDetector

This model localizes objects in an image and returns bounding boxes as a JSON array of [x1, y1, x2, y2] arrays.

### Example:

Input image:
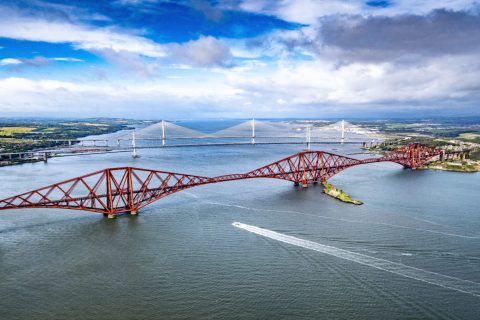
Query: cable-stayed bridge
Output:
[[64, 119, 384, 156]]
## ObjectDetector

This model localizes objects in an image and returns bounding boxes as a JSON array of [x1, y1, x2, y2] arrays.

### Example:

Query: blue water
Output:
[[0, 133, 479, 319]]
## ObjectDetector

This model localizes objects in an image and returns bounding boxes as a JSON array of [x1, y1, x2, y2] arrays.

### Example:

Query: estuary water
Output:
[[0, 130, 479, 319]]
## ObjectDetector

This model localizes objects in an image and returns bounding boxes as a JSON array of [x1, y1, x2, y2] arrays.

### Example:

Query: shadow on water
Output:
[[0, 211, 101, 234]]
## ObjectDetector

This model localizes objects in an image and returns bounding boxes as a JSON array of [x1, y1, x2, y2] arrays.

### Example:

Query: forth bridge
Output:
[[0, 144, 441, 219]]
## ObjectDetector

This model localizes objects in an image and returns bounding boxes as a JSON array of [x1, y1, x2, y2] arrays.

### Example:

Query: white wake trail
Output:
[[207, 200, 478, 239], [233, 222, 480, 298]]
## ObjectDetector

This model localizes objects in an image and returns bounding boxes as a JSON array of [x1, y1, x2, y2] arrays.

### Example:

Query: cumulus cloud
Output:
[[0, 3, 235, 74], [169, 36, 233, 67], [1, 48, 480, 117], [0, 76, 246, 117], [224, 53, 480, 110], [93, 49, 161, 77], [0, 4, 166, 58], [1, 0, 480, 117]]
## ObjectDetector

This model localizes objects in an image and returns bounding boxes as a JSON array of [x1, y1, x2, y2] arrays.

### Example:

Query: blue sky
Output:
[[0, 0, 480, 118]]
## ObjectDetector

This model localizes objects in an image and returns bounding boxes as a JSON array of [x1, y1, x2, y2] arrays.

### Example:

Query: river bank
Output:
[[420, 161, 480, 172], [0, 118, 143, 167]]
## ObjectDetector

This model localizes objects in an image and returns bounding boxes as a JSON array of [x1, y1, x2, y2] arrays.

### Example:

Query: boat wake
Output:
[[233, 222, 480, 298]]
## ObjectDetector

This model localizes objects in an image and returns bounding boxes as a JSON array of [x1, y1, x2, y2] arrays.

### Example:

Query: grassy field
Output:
[[0, 127, 35, 136], [458, 132, 480, 143], [0, 119, 135, 154], [423, 161, 480, 172]]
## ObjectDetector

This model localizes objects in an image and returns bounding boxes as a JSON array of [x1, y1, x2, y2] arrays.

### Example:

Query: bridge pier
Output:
[[107, 214, 116, 219], [301, 183, 308, 188], [293, 182, 299, 187], [130, 210, 138, 215]]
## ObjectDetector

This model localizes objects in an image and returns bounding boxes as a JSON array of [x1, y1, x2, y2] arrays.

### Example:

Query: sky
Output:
[[0, 0, 480, 119]]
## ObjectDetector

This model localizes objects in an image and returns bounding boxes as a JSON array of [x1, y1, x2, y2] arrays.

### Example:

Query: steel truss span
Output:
[[0, 144, 440, 216]]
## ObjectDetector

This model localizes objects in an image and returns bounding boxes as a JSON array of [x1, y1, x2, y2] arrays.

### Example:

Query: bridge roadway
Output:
[[46, 140, 367, 156]]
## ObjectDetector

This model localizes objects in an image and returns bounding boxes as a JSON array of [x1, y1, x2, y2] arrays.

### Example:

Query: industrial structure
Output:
[[0, 144, 440, 218]]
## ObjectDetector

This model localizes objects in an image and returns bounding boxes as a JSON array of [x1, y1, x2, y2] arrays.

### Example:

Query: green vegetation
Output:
[[421, 161, 480, 172], [470, 149, 480, 161], [367, 137, 453, 153], [323, 183, 363, 205], [356, 118, 480, 139], [0, 118, 138, 154], [458, 132, 480, 144], [0, 127, 35, 136]]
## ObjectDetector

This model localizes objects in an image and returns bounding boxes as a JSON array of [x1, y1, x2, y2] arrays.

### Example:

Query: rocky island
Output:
[[323, 183, 363, 205]]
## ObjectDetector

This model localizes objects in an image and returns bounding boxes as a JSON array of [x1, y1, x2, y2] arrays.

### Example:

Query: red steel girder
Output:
[[0, 144, 441, 215]]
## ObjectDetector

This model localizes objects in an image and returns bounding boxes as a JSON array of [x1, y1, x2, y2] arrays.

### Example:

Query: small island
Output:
[[323, 183, 363, 205]]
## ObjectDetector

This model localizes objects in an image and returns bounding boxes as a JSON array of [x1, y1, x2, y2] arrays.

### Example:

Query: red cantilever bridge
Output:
[[0, 144, 440, 218]]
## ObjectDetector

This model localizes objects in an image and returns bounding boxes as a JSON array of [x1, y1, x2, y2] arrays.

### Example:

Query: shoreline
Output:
[[420, 162, 480, 173]]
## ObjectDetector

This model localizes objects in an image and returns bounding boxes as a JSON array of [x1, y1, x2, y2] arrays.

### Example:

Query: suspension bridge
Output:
[[0, 144, 441, 218]]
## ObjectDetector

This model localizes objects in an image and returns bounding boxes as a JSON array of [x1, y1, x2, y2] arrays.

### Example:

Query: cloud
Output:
[[0, 58, 23, 66], [224, 53, 480, 110], [0, 3, 236, 73], [190, 0, 224, 21], [93, 49, 160, 76], [238, 0, 361, 24], [0, 56, 50, 67], [114, 0, 159, 5], [1, 0, 480, 117], [169, 36, 233, 67], [0, 4, 166, 58], [234, 0, 479, 24], [51, 57, 84, 62], [18, 56, 51, 66], [319, 9, 480, 61], [2, 49, 480, 118], [0, 56, 83, 67], [0, 76, 246, 117], [241, 7, 480, 66]]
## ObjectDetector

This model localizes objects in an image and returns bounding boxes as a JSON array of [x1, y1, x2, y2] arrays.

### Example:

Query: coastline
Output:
[[420, 161, 480, 173], [0, 121, 136, 167]]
